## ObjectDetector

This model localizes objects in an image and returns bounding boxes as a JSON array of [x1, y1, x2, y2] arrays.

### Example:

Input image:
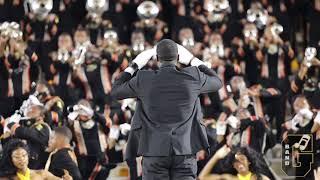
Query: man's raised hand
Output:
[[177, 44, 194, 65], [132, 48, 156, 69]]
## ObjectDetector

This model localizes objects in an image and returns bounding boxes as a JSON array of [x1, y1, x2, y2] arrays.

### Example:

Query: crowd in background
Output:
[[0, 0, 319, 179]]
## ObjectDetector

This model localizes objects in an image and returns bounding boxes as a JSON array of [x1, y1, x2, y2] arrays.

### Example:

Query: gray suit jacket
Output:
[[111, 64, 222, 157]]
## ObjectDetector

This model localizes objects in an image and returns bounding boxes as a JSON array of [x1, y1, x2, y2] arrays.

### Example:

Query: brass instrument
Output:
[[137, 1, 159, 20], [204, 0, 230, 23], [247, 2, 268, 29], [86, 0, 108, 28], [102, 29, 125, 54], [86, 0, 108, 18], [137, 1, 159, 27], [204, 0, 229, 12], [25, 0, 53, 21]]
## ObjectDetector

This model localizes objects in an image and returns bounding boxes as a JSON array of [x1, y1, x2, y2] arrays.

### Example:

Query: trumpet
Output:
[[25, 0, 53, 21], [102, 29, 125, 54], [137, 1, 159, 20], [86, 0, 108, 19], [204, 0, 230, 23], [204, 0, 229, 13], [86, 0, 108, 28], [137, 1, 159, 27]]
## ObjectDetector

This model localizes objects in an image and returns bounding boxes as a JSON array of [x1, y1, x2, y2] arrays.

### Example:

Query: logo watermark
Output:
[[281, 134, 314, 177]]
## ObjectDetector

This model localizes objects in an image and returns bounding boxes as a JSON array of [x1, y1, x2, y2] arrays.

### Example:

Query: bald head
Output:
[[54, 126, 73, 142], [156, 39, 178, 62]]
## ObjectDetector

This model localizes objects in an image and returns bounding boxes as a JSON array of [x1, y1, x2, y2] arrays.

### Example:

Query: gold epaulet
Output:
[[54, 97, 64, 109], [32, 122, 50, 131]]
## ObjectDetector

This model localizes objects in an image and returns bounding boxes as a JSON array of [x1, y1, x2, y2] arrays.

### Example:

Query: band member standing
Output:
[[6, 105, 51, 170], [111, 39, 222, 180], [68, 99, 112, 180], [46, 126, 82, 180]]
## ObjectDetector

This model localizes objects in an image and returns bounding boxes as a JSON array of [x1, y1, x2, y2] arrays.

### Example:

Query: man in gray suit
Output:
[[111, 39, 222, 180]]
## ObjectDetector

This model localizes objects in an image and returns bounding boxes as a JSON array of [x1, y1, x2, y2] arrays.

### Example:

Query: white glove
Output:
[[124, 66, 135, 75], [78, 105, 94, 118], [121, 98, 136, 111], [109, 126, 120, 139], [227, 115, 240, 129], [216, 120, 227, 135], [190, 57, 206, 67], [68, 112, 79, 121], [299, 108, 313, 120], [8, 113, 21, 124], [133, 48, 156, 69], [119, 123, 131, 136], [291, 114, 302, 131], [177, 44, 194, 65], [4, 113, 21, 134], [29, 95, 43, 106]]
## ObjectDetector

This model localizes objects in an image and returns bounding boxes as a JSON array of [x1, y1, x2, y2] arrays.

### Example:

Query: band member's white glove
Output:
[[124, 66, 136, 75], [216, 120, 227, 135], [68, 112, 79, 121], [132, 48, 156, 69], [8, 113, 21, 124], [177, 44, 194, 65], [109, 126, 120, 139], [227, 115, 239, 129], [77, 104, 94, 118], [120, 123, 131, 136], [291, 114, 302, 131], [190, 57, 211, 68], [3, 113, 21, 134], [298, 108, 313, 120]]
